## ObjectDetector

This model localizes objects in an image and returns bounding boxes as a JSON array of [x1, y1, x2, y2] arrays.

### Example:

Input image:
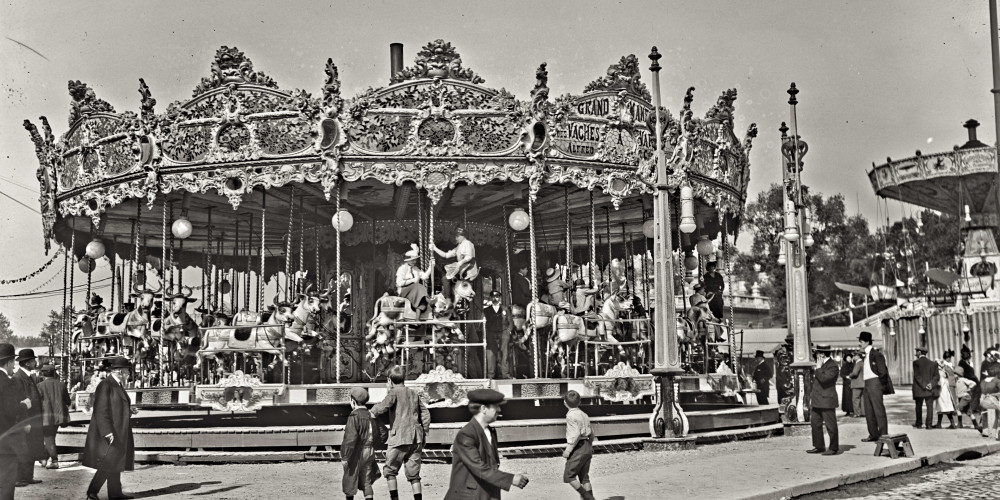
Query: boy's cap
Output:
[[350, 387, 370, 405]]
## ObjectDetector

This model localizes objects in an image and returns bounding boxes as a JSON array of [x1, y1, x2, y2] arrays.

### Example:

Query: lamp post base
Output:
[[649, 370, 689, 437], [782, 366, 813, 424]]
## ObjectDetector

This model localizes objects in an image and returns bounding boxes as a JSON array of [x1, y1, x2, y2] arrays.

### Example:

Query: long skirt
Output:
[[841, 379, 854, 413], [937, 374, 956, 414]]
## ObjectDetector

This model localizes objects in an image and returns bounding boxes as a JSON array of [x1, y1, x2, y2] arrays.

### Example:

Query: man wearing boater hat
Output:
[[1, 343, 34, 500], [13, 348, 45, 486], [445, 389, 529, 499], [83, 356, 137, 500], [807, 345, 840, 455], [911, 345, 939, 429], [858, 330, 894, 442]]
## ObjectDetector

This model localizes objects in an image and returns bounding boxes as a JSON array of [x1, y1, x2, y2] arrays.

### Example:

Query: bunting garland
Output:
[[0, 247, 64, 285]]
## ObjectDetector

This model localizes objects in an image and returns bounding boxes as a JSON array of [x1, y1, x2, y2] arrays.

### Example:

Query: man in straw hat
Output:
[[857, 330, 894, 442], [1, 343, 33, 500], [83, 356, 137, 500], [432, 227, 479, 298], [396, 243, 434, 314], [13, 348, 45, 486], [445, 389, 528, 499], [807, 344, 840, 455]]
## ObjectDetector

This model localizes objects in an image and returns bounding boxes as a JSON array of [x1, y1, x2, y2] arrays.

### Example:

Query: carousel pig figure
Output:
[[366, 292, 417, 361], [551, 301, 587, 376]]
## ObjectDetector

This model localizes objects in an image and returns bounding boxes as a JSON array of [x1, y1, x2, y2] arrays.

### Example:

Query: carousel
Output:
[[24, 40, 775, 452]]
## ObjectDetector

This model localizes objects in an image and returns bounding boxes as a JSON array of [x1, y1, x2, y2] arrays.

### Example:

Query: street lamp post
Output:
[[648, 47, 687, 438], [780, 83, 813, 423]]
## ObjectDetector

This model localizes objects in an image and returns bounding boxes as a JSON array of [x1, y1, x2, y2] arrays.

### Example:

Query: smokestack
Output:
[[390, 43, 403, 83]]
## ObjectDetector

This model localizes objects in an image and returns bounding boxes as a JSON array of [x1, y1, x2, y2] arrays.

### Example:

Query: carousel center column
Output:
[[647, 47, 688, 439]]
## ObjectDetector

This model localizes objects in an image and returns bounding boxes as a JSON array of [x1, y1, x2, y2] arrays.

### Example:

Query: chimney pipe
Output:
[[965, 119, 980, 143], [390, 43, 404, 83]]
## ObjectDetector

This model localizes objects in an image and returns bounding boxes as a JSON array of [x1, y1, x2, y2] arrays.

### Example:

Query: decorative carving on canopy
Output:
[[68, 81, 115, 125], [193, 46, 277, 95], [23, 117, 59, 252], [583, 55, 651, 101], [391, 39, 485, 84]]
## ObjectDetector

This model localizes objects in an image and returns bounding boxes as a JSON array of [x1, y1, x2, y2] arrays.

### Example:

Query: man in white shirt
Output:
[[857, 331, 893, 442], [432, 227, 479, 300]]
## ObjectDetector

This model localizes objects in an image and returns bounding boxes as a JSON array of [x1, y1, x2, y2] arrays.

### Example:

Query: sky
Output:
[[0, 0, 995, 335]]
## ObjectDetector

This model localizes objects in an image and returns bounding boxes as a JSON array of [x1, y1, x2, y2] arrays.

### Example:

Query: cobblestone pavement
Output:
[[800, 452, 1000, 499]]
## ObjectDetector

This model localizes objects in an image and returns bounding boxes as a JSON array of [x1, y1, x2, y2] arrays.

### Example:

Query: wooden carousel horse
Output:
[[365, 292, 418, 363], [584, 292, 635, 359], [551, 302, 587, 377], [426, 293, 465, 371]]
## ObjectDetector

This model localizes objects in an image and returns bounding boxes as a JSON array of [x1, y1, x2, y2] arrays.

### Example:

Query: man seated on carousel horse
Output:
[[431, 227, 478, 299], [396, 243, 434, 317]]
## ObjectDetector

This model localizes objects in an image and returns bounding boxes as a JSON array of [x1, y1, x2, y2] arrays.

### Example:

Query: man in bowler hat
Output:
[[83, 356, 137, 500], [858, 330, 894, 442], [752, 350, 773, 404], [445, 388, 528, 499], [807, 345, 840, 455], [1, 343, 33, 500], [912, 346, 939, 429], [13, 348, 45, 486]]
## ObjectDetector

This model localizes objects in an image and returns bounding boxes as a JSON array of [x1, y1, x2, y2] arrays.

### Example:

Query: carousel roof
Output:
[[24, 40, 757, 263]]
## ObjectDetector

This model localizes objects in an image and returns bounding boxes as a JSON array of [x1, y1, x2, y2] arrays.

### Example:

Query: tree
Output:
[[736, 183, 885, 326], [0, 312, 12, 344], [873, 209, 961, 292], [39, 307, 74, 349]]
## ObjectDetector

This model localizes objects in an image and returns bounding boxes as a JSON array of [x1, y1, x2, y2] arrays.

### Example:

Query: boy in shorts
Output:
[[562, 390, 596, 500], [371, 366, 431, 500]]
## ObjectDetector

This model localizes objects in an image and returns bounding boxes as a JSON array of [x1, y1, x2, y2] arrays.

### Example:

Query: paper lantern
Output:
[[171, 216, 193, 239], [332, 209, 354, 232], [219, 279, 232, 294], [508, 208, 530, 231], [78, 256, 95, 273], [642, 219, 655, 239], [683, 255, 699, 271], [777, 240, 786, 265], [695, 235, 714, 256], [783, 200, 799, 242], [85, 239, 106, 259]]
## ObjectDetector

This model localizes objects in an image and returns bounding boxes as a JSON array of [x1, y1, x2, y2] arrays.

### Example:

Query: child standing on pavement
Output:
[[563, 390, 596, 500], [342, 387, 381, 500]]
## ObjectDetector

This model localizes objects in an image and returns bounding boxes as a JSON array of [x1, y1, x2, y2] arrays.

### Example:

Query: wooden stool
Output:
[[874, 433, 914, 459]]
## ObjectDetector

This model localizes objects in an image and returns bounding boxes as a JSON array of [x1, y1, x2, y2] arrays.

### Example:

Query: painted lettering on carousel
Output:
[[554, 93, 654, 158]]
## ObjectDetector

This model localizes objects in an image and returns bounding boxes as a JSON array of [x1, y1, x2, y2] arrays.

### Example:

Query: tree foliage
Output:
[[0, 312, 12, 344]]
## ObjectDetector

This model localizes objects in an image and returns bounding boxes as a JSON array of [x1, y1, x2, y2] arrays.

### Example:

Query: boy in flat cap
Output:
[[342, 387, 381, 500], [445, 389, 528, 499], [562, 390, 596, 500], [370, 365, 431, 500]]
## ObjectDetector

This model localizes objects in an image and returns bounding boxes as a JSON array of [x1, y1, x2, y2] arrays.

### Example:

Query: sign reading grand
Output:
[[552, 92, 654, 160]]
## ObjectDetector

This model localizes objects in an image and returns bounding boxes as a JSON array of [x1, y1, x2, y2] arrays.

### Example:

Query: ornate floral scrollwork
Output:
[[391, 39, 485, 84], [583, 54, 651, 101], [416, 161, 457, 205], [24, 118, 59, 253], [68, 80, 115, 126], [192, 46, 277, 96]]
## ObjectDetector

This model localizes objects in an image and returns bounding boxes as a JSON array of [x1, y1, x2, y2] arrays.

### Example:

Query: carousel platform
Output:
[[61, 371, 779, 454]]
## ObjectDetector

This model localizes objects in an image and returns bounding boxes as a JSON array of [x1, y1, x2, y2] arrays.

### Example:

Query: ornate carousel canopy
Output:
[[25, 40, 757, 266]]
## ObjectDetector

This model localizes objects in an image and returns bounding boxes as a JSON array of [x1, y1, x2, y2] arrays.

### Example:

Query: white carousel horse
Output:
[[451, 279, 476, 315], [584, 293, 634, 352]]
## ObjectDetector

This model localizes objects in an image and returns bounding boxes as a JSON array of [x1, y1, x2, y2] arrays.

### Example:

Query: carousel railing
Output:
[[579, 317, 652, 378], [197, 324, 286, 385], [393, 318, 487, 378]]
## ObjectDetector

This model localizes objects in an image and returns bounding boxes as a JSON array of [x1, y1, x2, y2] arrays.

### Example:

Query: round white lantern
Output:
[[508, 208, 530, 231], [78, 256, 95, 273], [642, 219, 655, 239], [85, 239, 106, 259], [695, 235, 714, 256], [332, 209, 354, 232], [171, 216, 193, 239]]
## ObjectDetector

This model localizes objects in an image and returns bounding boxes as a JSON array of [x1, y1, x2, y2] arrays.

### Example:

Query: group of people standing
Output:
[[911, 344, 1000, 434], [0, 345, 71, 500]]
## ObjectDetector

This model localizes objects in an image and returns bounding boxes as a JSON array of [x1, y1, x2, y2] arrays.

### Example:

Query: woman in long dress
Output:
[[935, 355, 957, 428]]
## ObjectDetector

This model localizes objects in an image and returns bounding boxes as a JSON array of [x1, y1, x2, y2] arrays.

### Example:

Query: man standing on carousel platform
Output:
[[484, 290, 512, 379], [396, 243, 434, 315], [1, 343, 33, 500], [431, 227, 479, 300], [13, 348, 45, 487], [445, 389, 529, 499]]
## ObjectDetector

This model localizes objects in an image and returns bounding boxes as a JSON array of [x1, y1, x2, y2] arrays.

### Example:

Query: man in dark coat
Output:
[[37, 364, 70, 469], [342, 387, 380, 500], [858, 331, 894, 442], [752, 350, 773, 405], [701, 261, 725, 320], [839, 352, 855, 416], [445, 389, 528, 499], [83, 356, 136, 500], [13, 348, 44, 486], [510, 265, 533, 308], [483, 291, 512, 379], [807, 345, 840, 455], [1, 343, 32, 500], [912, 346, 939, 429]]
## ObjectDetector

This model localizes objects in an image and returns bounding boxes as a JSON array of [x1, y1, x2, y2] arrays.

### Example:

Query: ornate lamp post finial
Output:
[[787, 83, 798, 105], [648, 47, 661, 72]]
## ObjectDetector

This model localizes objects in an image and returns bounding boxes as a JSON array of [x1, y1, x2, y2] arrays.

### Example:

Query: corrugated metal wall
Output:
[[880, 310, 1000, 384]]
